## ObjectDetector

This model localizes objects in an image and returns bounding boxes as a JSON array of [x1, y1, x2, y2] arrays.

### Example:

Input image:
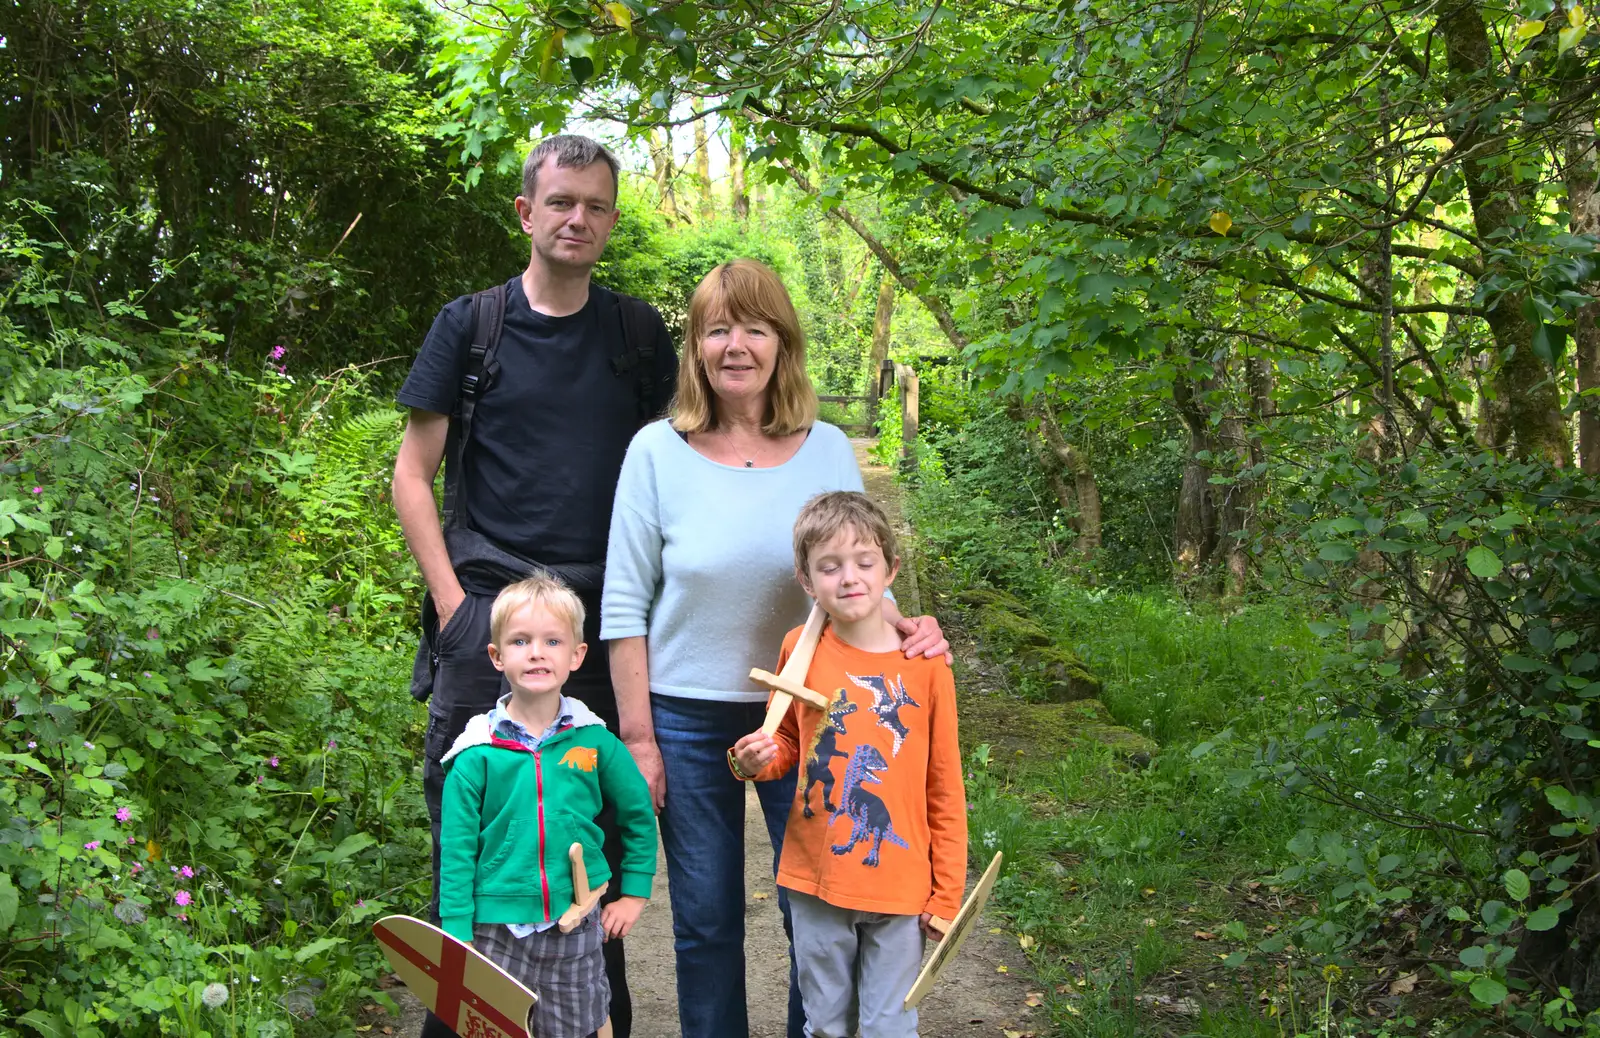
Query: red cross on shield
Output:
[[373, 915, 537, 1038]]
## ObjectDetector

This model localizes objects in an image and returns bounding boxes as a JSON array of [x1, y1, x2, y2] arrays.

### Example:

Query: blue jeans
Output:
[[652, 694, 807, 1038]]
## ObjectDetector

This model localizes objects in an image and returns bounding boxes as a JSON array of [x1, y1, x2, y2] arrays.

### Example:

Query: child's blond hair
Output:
[[489, 571, 586, 646], [792, 491, 899, 574]]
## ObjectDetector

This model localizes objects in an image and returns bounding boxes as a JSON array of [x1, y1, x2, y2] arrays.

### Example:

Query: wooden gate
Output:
[[819, 359, 919, 473]]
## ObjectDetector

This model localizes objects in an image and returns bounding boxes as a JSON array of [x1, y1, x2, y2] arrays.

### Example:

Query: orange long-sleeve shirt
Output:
[[756, 625, 967, 919]]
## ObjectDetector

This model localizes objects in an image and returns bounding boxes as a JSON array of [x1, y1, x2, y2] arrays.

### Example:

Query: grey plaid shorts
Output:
[[472, 916, 608, 1038]]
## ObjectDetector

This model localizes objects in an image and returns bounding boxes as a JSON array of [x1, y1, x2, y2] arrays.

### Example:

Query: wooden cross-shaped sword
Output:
[[749, 603, 832, 735], [558, 843, 607, 934]]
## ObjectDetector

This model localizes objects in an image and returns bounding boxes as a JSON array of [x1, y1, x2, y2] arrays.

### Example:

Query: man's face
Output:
[[515, 158, 620, 271]]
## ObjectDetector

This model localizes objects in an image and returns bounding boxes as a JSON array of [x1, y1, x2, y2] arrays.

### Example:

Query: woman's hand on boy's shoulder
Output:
[[601, 895, 647, 941], [895, 614, 952, 666]]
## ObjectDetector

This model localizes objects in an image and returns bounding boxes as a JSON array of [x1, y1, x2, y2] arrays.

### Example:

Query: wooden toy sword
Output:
[[748, 603, 832, 736]]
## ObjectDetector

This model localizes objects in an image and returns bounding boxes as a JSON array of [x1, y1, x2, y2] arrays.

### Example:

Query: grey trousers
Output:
[[787, 890, 925, 1038]]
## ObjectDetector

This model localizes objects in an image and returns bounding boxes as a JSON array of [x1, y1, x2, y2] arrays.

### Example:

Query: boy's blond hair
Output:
[[489, 571, 586, 646], [792, 491, 899, 575]]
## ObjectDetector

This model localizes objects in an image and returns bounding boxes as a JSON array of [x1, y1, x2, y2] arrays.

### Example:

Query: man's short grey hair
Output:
[[521, 135, 620, 205]]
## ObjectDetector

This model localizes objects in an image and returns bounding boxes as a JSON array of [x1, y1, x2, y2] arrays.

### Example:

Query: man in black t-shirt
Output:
[[392, 135, 675, 1038]]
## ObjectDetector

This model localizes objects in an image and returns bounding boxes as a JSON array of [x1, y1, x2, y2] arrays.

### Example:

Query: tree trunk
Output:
[[728, 123, 749, 219], [1439, 0, 1569, 465], [867, 274, 896, 427], [1569, 122, 1600, 475], [649, 127, 680, 225], [1217, 351, 1275, 596], [1038, 405, 1102, 558], [869, 275, 895, 374], [1170, 367, 1218, 577], [693, 102, 713, 224]]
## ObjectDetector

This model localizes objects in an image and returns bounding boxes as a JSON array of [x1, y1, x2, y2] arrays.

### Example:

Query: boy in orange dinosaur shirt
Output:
[[732, 491, 966, 1038]]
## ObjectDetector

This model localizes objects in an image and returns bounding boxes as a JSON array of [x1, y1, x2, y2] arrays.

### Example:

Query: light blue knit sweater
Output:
[[600, 419, 866, 702]]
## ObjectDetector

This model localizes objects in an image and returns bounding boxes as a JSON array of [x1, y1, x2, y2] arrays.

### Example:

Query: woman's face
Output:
[[700, 313, 781, 409]]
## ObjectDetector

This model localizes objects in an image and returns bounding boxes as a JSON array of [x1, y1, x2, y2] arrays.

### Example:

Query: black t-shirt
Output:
[[397, 277, 677, 569]]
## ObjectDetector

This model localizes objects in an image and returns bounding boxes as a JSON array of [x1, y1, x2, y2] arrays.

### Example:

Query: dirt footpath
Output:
[[394, 784, 1041, 1036]]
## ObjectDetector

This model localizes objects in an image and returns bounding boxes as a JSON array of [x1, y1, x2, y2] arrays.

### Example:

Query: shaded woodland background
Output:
[[2, 0, 1600, 1034]]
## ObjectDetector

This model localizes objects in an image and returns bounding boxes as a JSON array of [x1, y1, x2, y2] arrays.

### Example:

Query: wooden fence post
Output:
[[895, 362, 919, 473]]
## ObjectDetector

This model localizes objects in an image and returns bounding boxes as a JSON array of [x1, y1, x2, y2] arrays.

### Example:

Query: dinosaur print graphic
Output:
[[801, 690, 857, 818], [829, 744, 909, 866], [847, 671, 919, 756], [557, 746, 597, 772]]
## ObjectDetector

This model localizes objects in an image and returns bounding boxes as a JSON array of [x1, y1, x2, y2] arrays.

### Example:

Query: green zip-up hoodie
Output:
[[438, 698, 656, 943]]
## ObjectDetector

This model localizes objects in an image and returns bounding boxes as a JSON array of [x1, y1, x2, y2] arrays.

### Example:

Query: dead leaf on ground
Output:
[[1135, 993, 1201, 1016], [1024, 992, 1045, 1007], [1389, 972, 1419, 995], [1193, 930, 1216, 940]]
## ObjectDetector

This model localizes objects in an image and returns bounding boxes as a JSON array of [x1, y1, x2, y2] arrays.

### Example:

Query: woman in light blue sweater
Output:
[[601, 259, 947, 1038]]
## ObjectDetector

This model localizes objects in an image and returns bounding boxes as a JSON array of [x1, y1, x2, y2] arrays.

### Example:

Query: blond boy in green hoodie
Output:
[[439, 573, 656, 1038]]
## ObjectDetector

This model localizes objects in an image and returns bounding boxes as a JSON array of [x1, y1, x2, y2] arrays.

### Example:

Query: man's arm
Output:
[[393, 408, 466, 629]]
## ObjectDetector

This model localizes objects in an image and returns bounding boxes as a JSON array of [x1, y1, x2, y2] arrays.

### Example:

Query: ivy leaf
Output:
[[1209, 211, 1232, 235], [1465, 545, 1503, 578]]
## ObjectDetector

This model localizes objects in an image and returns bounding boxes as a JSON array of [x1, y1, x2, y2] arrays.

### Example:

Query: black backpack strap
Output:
[[441, 287, 505, 530], [610, 291, 663, 424]]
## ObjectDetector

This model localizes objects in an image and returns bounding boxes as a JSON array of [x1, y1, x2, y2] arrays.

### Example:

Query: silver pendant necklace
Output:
[[724, 428, 763, 468]]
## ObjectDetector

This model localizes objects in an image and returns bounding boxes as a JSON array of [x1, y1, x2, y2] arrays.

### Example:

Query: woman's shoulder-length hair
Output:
[[672, 258, 818, 437]]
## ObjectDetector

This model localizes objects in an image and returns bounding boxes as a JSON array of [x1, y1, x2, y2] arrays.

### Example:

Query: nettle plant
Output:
[[1259, 448, 1600, 1030]]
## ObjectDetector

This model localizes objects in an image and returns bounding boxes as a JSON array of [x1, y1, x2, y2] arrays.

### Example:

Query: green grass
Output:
[[953, 587, 1397, 1037]]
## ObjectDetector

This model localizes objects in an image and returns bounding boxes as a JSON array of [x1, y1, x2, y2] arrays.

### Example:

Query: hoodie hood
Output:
[[441, 694, 607, 766]]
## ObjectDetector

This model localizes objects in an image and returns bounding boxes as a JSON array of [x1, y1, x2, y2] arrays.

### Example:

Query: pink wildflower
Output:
[[130, 862, 143, 874], [127, 836, 137, 845], [116, 807, 131, 823], [326, 737, 337, 751], [174, 890, 192, 907], [181, 866, 194, 879], [83, 741, 94, 750], [84, 841, 100, 851], [178, 913, 188, 922], [269, 756, 279, 768], [31, 487, 41, 494], [26, 740, 35, 749], [270, 345, 286, 361]]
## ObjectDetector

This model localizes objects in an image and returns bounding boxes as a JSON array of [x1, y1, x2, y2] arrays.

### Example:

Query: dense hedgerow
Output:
[[1, 209, 429, 1036]]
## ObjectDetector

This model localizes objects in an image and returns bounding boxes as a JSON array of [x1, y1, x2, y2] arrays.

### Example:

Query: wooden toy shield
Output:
[[373, 915, 535, 1038], [903, 851, 1005, 1010]]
